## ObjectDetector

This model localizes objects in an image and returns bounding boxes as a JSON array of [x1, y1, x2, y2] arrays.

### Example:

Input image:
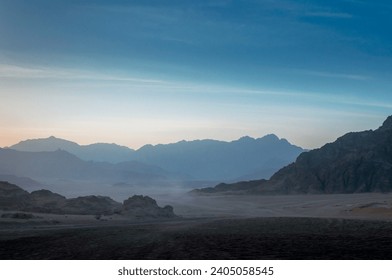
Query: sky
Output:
[[0, 0, 391, 149]]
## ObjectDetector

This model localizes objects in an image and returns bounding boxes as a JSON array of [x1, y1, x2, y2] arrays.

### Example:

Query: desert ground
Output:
[[2, 192, 392, 259]]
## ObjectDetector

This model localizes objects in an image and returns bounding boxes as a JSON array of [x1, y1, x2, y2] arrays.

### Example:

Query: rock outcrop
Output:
[[0, 181, 176, 218], [119, 195, 176, 218], [62, 196, 121, 215], [191, 180, 266, 195]]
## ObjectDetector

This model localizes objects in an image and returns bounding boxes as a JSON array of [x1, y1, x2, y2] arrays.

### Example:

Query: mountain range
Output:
[[0, 148, 173, 185], [194, 115, 392, 194], [130, 135, 304, 181], [10, 136, 135, 163], [7, 134, 304, 182]]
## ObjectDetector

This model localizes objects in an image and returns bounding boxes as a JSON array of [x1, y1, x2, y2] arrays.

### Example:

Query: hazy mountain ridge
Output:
[[194, 116, 392, 194], [128, 134, 304, 181], [0, 174, 46, 191], [8, 134, 305, 181], [0, 148, 174, 184], [10, 136, 135, 163]]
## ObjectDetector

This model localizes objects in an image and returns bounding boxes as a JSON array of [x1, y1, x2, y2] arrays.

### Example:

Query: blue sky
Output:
[[0, 0, 391, 149]]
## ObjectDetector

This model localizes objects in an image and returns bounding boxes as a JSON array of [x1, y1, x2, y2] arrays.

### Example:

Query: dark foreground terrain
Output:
[[1, 216, 392, 259]]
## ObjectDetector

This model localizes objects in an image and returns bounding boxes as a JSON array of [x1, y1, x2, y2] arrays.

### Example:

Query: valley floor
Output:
[[161, 192, 392, 220], [2, 193, 392, 259]]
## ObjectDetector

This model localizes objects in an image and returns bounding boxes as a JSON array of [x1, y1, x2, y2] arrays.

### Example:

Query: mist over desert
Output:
[[1, 0, 392, 262]]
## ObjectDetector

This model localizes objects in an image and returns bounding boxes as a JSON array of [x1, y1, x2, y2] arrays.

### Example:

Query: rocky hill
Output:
[[0, 181, 176, 217], [62, 196, 122, 215], [28, 189, 67, 213], [194, 116, 392, 194], [119, 195, 176, 218], [192, 180, 266, 195], [0, 181, 31, 210]]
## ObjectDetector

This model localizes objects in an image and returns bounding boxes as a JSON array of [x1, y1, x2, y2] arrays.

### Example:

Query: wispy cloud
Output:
[[294, 69, 371, 81], [0, 64, 165, 84], [251, 1, 354, 19], [304, 11, 353, 19], [339, 100, 392, 110], [0, 64, 51, 79]]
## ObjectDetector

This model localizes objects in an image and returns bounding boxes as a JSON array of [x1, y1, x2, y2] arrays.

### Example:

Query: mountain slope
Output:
[[194, 116, 392, 194], [266, 116, 392, 194]]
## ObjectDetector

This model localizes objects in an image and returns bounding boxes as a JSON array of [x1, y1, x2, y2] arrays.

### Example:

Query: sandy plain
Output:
[[1, 193, 392, 259]]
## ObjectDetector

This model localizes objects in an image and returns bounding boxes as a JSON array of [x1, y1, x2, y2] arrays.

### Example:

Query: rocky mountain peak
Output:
[[379, 115, 392, 131]]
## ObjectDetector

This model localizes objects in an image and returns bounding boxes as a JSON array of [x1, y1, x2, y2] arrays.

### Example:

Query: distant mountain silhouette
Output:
[[132, 134, 304, 181], [8, 134, 305, 181], [194, 116, 392, 194], [10, 136, 135, 163], [0, 174, 46, 191], [0, 148, 174, 184]]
